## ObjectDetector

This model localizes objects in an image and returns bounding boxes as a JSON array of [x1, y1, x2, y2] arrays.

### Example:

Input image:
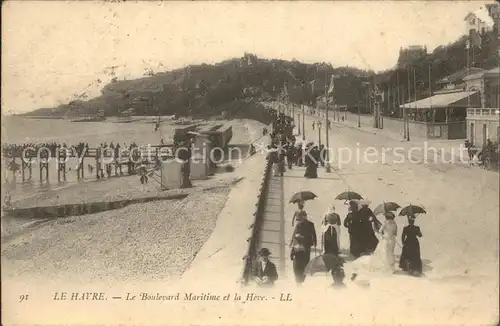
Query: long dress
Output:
[[343, 212, 363, 258], [371, 220, 397, 273], [322, 224, 340, 255], [399, 225, 423, 274], [358, 207, 379, 254], [304, 152, 318, 178]]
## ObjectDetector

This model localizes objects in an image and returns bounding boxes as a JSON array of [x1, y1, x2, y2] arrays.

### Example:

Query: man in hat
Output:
[[290, 210, 317, 264], [252, 248, 278, 287]]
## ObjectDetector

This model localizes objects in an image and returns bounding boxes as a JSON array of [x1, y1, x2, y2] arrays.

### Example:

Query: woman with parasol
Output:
[[355, 200, 380, 255], [343, 200, 364, 258], [322, 212, 341, 256], [370, 211, 398, 273], [322, 205, 341, 255], [289, 191, 317, 227], [399, 213, 423, 276], [292, 202, 307, 227]]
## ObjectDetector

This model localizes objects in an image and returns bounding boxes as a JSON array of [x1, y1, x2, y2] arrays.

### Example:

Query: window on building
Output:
[[471, 18, 476, 24]]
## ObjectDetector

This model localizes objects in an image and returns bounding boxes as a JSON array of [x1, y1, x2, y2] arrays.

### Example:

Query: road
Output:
[[2, 111, 497, 325], [263, 110, 499, 324]]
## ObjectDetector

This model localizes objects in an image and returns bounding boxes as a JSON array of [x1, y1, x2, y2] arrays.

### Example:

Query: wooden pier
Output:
[[3, 144, 174, 185]]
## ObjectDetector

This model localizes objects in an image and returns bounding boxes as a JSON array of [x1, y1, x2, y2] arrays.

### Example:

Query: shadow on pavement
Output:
[[282, 175, 342, 181]]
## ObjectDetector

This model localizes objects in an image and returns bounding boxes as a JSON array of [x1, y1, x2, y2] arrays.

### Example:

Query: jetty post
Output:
[[21, 157, 25, 182], [57, 150, 61, 183], [96, 148, 101, 180]]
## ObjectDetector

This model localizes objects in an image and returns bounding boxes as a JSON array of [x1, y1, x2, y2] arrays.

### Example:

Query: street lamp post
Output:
[[358, 102, 361, 128], [302, 104, 306, 141], [317, 120, 322, 147], [297, 111, 301, 135], [324, 71, 332, 173]]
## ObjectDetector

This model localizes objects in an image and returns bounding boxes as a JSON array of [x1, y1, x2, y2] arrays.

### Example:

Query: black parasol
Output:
[[289, 191, 318, 204], [335, 191, 363, 201], [399, 204, 426, 217]]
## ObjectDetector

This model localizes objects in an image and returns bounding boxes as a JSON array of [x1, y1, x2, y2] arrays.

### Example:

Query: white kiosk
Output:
[[160, 160, 183, 190], [190, 134, 210, 180]]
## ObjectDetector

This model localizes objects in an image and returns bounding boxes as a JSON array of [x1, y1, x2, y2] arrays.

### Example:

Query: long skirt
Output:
[[399, 240, 422, 274], [324, 237, 340, 255], [364, 230, 379, 254], [349, 233, 364, 258], [304, 164, 318, 178]]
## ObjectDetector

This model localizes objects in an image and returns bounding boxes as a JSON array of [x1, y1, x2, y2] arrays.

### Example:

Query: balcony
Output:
[[467, 108, 500, 120]]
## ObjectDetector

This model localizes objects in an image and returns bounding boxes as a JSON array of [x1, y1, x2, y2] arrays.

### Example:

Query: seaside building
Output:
[[463, 67, 500, 147], [435, 68, 485, 94], [398, 68, 486, 139], [465, 6, 495, 35]]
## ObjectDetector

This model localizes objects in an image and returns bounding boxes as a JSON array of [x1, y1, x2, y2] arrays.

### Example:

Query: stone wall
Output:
[[343, 112, 466, 140]]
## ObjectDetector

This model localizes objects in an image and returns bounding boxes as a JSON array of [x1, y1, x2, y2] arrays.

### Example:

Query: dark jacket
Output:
[[291, 219, 317, 249], [252, 260, 278, 284]]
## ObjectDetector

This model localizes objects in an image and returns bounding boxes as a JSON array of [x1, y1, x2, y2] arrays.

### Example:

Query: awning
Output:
[[399, 91, 478, 109]]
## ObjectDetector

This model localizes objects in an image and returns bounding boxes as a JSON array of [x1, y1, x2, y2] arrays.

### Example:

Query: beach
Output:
[[1, 115, 266, 282], [1, 116, 266, 201]]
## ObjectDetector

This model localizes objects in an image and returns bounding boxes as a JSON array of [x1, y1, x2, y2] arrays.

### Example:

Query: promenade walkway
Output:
[[257, 110, 498, 324], [306, 106, 471, 165], [179, 141, 268, 288]]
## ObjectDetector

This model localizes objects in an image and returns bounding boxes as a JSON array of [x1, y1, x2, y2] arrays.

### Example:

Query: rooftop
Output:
[[464, 6, 495, 27], [463, 66, 500, 80], [437, 68, 485, 84], [400, 90, 478, 109]]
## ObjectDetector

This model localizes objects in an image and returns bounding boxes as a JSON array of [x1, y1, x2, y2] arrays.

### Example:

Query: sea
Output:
[[1, 116, 178, 146], [1, 116, 262, 201]]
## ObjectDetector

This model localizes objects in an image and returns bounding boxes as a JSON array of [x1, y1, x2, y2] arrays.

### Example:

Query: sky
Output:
[[1, 1, 491, 114]]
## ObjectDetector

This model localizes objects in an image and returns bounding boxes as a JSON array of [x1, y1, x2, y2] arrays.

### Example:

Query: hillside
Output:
[[25, 54, 370, 120], [25, 27, 498, 120], [374, 28, 499, 117]]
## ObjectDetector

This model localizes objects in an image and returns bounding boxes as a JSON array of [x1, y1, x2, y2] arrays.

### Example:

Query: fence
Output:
[[240, 150, 273, 285]]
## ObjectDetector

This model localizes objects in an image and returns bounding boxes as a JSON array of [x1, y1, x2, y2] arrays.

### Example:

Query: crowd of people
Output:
[[254, 199, 424, 288], [252, 112, 425, 288], [1, 141, 156, 160], [2, 140, 159, 182], [266, 113, 327, 180]]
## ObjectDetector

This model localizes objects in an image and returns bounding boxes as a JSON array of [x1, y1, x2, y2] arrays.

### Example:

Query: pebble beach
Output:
[[1, 117, 267, 285]]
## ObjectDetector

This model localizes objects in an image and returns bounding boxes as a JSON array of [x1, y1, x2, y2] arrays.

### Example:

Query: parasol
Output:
[[335, 191, 363, 201], [306, 254, 345, 275], [373, 202, 401, 216], [289, 191, 318, 203], [399, 204, 426, 217]]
